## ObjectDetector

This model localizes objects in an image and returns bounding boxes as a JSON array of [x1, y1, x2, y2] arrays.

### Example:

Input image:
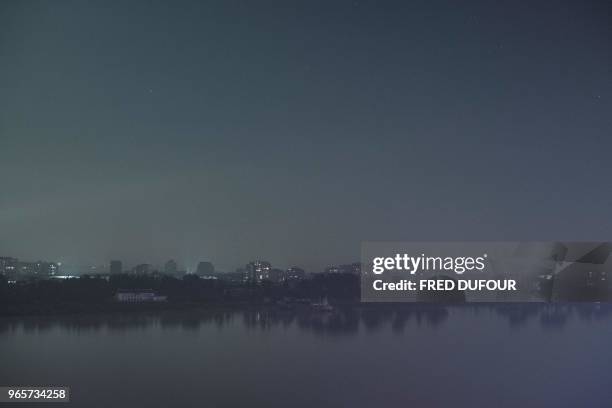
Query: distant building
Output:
[[114, 289, 167, 303], [245, 261, 271, 283], [267, 268, 286, 283], [164, 259, 178, 275], [19, 262, 36, 277], [552, 243, 612, 301], [325, 263, 361, 275], [286, 267, 305, 281], [12, 260, 59, 278], [41, 261, 59, 277], [110, 260, 123, 275], [1, 258, 58, 279], [325, 266, 341, 274], [344, 263, 361, 275], [132, 264, 150, 275], [196, 261, 215, 276], [0, 257, 18, 279]]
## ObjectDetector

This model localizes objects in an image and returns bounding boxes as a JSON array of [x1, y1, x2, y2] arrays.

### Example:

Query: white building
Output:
[[115, 289, 167, 303]]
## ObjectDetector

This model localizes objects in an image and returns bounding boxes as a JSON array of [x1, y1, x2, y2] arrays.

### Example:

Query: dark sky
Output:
[[1, 0, 611, 273]]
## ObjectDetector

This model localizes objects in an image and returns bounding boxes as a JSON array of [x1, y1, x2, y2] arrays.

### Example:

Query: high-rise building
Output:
[[110, 260, 122, 275], [196, 261, 215, 276], [43, 262, 59, 277], [132, 264, 150, 275], [245, 261, 271, 283], [164, 259, 178, 275]]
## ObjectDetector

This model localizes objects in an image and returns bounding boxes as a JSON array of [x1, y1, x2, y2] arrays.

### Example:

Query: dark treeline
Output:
[[0, 273, 360, 316]]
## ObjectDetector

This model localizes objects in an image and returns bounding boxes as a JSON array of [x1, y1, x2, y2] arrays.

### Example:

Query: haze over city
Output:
[[1, 1, 611, 272]]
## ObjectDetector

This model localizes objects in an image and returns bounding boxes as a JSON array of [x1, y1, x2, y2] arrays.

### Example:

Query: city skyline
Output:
[[0, 253, 356, 276]]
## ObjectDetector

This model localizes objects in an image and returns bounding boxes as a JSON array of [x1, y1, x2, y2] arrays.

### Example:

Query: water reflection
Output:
[[2, 303, 611, 335]]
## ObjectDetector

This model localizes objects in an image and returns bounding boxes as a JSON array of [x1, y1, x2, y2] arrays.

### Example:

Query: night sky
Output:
[[1, 0, 611, 273]]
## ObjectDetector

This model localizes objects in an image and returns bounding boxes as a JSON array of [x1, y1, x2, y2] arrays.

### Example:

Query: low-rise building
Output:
[[114, 289, 167, 303]]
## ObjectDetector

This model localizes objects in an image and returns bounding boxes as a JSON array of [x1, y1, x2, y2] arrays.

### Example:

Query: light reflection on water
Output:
[[1, 304, 611, 408]]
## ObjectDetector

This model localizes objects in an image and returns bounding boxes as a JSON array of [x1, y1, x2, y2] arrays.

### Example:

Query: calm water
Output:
[[1, 305, 611, 407]]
